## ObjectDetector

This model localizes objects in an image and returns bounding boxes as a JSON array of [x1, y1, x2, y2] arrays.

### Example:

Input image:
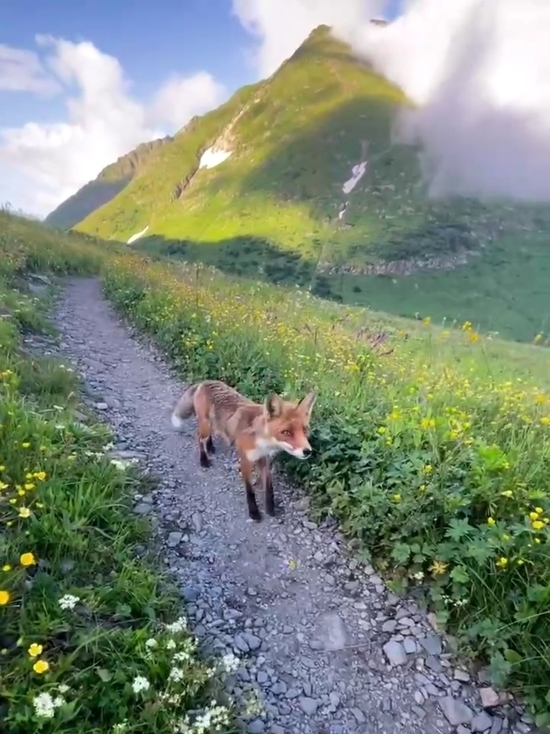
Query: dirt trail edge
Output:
[[54, 278, 527, 734]]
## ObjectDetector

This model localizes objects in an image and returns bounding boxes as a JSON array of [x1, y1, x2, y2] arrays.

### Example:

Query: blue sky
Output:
[[0, 0, 404, 215]]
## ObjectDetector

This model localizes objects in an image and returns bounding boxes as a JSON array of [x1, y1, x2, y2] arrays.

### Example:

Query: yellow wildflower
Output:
[[33, 659, 49, 674], [496, 557, 509, 568], [532, 520, 544, 531], [429, 560, 448, 576], [487, 517, 496, 526], [21, 442, 31, 449], [18, 507, 31, 518], [2, 565, 12, 572], [20, 552, 36, 567], [0, 590, 10, 605], [28, 643, 43, 658]]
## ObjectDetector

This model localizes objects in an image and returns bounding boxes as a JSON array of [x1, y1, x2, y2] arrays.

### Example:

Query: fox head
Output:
[[263, 390, 317, 459]]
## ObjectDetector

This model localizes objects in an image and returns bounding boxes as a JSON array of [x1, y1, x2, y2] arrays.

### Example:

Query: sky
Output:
[[1, 0, 548, 218]]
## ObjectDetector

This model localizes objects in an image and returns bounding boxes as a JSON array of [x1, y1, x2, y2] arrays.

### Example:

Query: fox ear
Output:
[[265, 393, 284, 418], [298, 390, 317, 419]]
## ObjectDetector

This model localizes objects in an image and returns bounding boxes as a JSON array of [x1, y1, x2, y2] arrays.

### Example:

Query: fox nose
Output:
[[303, 447, 312, 458]]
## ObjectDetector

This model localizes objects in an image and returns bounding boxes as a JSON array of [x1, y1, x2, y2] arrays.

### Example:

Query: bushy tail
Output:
[[171, 384, 199, 429]]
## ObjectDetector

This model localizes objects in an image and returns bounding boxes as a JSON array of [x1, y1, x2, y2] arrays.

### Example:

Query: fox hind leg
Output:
[[205, 435, 216, 454], [197, 418, 212, 468]]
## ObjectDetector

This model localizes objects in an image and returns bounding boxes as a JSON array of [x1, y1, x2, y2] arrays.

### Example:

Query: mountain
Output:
[[54, 25, 550, 341], [44, 137, 173, 229]]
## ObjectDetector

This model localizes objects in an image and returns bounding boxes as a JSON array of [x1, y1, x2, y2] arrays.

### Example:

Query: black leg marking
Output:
[[265, 473, 275, 516], [206, 435, 216, 454], [199, 441, 211, 468], [246, 480, 262, 522]]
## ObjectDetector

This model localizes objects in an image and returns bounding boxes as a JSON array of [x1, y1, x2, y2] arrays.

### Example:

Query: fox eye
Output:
[[282, 429, 293, 437]]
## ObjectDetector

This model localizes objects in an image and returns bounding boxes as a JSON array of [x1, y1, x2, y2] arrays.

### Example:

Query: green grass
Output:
[[101, 249, 550, 725], [0, 214, 236, 733]]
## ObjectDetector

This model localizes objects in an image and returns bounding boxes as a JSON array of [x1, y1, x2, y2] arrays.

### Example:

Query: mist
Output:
[[341, 0, 550, 202]]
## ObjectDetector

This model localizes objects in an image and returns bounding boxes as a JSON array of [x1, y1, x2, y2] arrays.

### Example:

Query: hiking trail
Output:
[[53, 277, 528, 734]]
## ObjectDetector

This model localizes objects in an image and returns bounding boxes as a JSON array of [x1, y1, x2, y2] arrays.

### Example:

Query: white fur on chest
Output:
[[245, 437, 287, 462]]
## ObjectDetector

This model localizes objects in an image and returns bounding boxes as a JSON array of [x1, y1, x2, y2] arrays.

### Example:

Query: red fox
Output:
[[171, 380, 317, 521]]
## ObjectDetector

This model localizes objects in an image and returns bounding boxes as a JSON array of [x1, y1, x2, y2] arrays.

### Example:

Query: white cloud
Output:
[[0, 43, 60, 95], [0, 36, 226, 217], [231, 0, 385, 78], [234, 0, 550, 202], [149, 71, 226, 130], [345, 0, 550, 201]]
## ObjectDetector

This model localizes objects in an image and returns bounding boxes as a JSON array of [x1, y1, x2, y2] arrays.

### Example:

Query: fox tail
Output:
[[171, 384, 199, 430]]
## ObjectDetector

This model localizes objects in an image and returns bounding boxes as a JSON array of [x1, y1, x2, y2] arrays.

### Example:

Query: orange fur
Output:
[[171, 380, 317, 521]]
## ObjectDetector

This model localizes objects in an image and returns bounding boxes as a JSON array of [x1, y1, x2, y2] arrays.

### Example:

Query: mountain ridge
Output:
[[47, 24, 550, 342]]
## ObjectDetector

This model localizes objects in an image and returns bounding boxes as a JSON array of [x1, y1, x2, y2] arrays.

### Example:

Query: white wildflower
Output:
[[131, 675, 150, 693], [173, 650, 191, 663], [58, 594, 80, 610], [166, 616, 187, 633], [145, 638, 157, 649], [169, 667, 184, 682], [166, 638, 177, 650], [112, 721, 129, 733], [33, 692, 65, 719], [57, 684, 69, 694], [221, 652, 240, 674], [110, 458, 138, 471]]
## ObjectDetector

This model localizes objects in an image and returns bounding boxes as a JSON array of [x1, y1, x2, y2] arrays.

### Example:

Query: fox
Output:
[[170, 379, 317, 522]]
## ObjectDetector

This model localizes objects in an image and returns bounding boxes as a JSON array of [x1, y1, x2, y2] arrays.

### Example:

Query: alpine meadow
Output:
[[2, 17, 550, 734]]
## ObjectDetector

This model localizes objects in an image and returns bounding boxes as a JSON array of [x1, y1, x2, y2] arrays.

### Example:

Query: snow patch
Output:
[[199, 147, 232, 169], [342, 162, 367, 195], [127, 226, 149, 244]]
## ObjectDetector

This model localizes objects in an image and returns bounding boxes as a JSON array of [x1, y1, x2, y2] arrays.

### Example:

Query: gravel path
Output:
[[53, 278, 532, 734]]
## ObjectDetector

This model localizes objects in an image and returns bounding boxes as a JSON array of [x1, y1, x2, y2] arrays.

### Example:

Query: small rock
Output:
[[383, 640, 407, 666], [472, 711, 494, 732], [270, 726, 285, 734], [382, 620, 397, 633], [192, 512, 203, 533], [286, 688, 301, 700], [95, 402, 109, 410], [404, 638, 417, 655], [425, 655, 444, 673], [480, 688, 501, 709], [439, 696, 474, 726], [456, 727, 471, 734], [490, 718, 503, 734], [133, 503, 152, 515], [271, 682, 287, 696], [181, 584, 199, 602], [247, 719, 265, 734], [234, 635, 250, 653], [454, 669, 471, 683], [242, 632, 262, 651], [418, 634, 443, 656], [299, 697, 318, 715], [329, 692, 340, 708], [351, 708, 366, 724], [414, 691, 425, 705], [167, 531, 183, 548]]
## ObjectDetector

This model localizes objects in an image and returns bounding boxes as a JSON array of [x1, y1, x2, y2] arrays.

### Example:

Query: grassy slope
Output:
[[4, 209, 550, 721], [71, 26, 550, 343], [45, 137, 173, 230], [0, 211, 234, 733]]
